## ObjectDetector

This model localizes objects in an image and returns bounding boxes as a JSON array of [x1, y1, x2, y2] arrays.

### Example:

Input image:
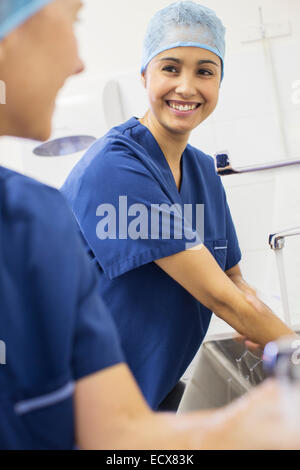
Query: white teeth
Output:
[[169, 102, 198, 111]]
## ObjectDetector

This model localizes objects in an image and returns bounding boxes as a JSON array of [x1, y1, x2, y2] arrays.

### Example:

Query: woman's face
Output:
[[142, 47, 222, 137], [0, 0, 84, 141]]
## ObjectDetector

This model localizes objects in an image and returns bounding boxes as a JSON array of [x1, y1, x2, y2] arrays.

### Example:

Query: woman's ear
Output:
[[141, 72, 147, 89]]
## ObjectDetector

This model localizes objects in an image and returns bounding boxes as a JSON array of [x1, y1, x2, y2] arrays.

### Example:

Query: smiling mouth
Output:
[[166, 100, 202, 112]]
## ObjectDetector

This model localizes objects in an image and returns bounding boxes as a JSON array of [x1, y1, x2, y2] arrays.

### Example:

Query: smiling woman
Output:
[[141, 47, 221, 137], [62, 0, 294, 413], [140, 0, 224, 139]]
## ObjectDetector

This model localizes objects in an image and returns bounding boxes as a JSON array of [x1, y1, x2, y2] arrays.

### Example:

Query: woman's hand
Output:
[[234, 333, 263, 355]]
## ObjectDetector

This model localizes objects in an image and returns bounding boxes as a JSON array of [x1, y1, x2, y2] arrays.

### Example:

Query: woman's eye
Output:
[[198, 69, 214, 76], [162, 66, 178, 73]]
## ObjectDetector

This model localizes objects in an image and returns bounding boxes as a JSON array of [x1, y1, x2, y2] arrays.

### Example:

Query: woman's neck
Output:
[[140, 111, 189, 169]]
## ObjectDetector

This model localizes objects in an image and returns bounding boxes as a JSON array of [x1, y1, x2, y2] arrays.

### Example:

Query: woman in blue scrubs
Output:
[[62, 1, 294, 411]]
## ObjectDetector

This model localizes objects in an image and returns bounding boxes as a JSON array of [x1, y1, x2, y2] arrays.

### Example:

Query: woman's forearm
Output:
[[193, 254, 295, 346], [213, 283, 295, 346], [192, 256, 295, 346], [92, 381, 300, 450], [94, 410, 213, 450], [75, 358, 300, 451], [90, 407, 247, 450], [155, 246, 294, 346]]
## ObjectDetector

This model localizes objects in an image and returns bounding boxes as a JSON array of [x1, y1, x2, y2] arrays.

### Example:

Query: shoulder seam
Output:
[[120, 119, 140, 135]]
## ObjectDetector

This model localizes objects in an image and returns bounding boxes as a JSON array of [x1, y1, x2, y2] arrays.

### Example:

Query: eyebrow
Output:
[[159, 57, 220, 67]]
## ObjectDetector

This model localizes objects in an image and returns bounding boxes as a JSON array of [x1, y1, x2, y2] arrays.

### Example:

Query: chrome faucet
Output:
[[268, 226, 300, 327], [269, 227, 300, 250]]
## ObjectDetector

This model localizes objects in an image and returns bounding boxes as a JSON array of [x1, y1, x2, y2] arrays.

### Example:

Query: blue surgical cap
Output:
[[141, 1, 226, 80], [0, 0, 53, 40]]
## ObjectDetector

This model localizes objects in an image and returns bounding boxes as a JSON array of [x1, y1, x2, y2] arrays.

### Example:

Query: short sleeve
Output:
[[65, 143, 201, 280]]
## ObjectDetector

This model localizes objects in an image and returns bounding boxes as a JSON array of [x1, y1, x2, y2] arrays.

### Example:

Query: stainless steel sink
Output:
[[212, 338, 265, 386], [178, 332, 299, 413]]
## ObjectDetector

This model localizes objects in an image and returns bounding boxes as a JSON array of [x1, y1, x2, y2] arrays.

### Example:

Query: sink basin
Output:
[[212, 338, 265, 386], [178, 332, 300, 413]]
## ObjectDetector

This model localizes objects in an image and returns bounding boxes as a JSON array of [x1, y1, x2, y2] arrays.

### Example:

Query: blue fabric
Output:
[[0, 166, 124, 450], [0, 0, 53, 40], [62, 117, 242, 409], [141, 1, 226, 80]]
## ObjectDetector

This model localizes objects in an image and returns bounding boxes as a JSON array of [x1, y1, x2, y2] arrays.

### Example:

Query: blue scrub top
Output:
[[62, 117, 242, 409], [0, 166, 124, 450]]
